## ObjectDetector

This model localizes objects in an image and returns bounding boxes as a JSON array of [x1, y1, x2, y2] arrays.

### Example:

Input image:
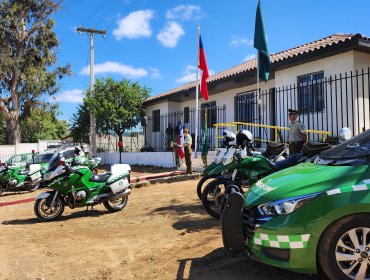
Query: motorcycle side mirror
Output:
[[339, 127, 352, 141]]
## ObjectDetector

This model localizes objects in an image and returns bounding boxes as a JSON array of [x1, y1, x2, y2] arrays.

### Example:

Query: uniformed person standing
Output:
[[288, 109, 308, 155], [183, 128, 192, 174]]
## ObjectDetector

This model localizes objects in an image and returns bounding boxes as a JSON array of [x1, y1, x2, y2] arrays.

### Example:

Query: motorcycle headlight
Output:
[[258, 193, 320, 216]]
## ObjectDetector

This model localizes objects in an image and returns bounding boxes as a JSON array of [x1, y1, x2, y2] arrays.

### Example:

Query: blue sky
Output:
[[51, 0, 370, 122]]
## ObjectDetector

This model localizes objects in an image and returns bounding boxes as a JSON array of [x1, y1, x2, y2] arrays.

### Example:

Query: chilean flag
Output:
[[199, 35, 209, 101], [177, 121, 185, 159]]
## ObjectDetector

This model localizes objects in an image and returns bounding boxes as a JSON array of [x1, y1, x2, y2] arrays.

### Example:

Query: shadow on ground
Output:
[[151, 200, 220, 233], [176, 248, 325, 280], [1, 208, 113, 225]]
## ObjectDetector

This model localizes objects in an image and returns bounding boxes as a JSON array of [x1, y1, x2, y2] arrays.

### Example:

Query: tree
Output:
[[0, 113, 6, 144], [70, 103, 90, 144], [0, 0, 70, 144], [20, 103, 68, 143], [84, 78, 150, 151]]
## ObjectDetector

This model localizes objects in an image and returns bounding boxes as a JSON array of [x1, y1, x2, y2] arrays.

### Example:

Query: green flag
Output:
[[201, 110, 208, 166], [254, 0, 271, 82]]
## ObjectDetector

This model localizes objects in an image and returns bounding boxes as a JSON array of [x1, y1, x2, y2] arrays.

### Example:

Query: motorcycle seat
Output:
[[266, 153, 306, 172], [89, 172, 111, 182], [266, 142, 285, 155]]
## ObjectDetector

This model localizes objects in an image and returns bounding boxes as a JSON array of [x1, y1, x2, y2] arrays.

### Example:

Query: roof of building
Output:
[[144, 33, 370, 105]]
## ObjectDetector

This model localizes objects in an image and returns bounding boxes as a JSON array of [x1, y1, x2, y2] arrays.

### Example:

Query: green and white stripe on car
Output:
[[252, 232, 310, 249], [326, 179, 370, 196]]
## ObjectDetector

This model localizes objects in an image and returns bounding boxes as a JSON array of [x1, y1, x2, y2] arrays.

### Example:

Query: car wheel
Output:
[[318, 214, 370, 280]]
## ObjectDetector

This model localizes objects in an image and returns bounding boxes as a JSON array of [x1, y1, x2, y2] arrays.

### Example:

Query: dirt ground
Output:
[[0, 179, 323, 280]]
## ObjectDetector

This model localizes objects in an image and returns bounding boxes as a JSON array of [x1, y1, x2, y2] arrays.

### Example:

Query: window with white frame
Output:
[[298, 71, 325, 114]]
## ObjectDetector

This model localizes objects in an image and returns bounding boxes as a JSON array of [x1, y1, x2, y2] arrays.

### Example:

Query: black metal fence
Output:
[[146, 106, 226, 152], [235, 68, 370, 145]]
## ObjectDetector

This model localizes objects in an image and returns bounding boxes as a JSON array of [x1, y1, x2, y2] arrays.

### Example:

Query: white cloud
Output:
[[230, 35, 253, 47], [244, 54, 256, 62], [166, 5, 202, 20], [51, 89, 84, 104], [81, 61, 148, 79], [112, 9, 155, 40], [149, 67, 162, 79], [157, 21, 185, 48], [175, 65, 215, 84], [176, 65, 196, 84]]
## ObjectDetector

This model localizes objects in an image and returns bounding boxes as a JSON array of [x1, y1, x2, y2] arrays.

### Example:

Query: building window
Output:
[[298, 71, 325, 114], [184, 107, 189, 123], [201, 101, 217, 127], [152, 109, 160, 132], [235, 91, 256, 123]]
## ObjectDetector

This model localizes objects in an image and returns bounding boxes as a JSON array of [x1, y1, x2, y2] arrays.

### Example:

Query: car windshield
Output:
[[319, 129, 370, 160], [31, 153, 54, 164]]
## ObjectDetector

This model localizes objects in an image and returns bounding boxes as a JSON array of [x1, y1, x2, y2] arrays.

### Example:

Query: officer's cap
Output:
[[288, 109, 299, 115]]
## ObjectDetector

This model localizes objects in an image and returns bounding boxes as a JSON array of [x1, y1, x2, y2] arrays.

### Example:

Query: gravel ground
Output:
[[0, 179, 323, 280]]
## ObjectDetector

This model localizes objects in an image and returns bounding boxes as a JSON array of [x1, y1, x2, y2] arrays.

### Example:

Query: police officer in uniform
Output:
[[288, 109, 307, 155], [183, 128, 192, 174]]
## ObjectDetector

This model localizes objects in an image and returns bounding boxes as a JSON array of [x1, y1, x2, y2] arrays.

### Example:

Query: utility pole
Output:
[[77, 27, 106, 158]]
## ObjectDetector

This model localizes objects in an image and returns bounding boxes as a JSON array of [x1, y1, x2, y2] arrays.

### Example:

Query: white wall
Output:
[[98, 152, 176, 168], [145, 101, 170, 116], [274, 51, 370, 135], [275, 52, 356, 86]]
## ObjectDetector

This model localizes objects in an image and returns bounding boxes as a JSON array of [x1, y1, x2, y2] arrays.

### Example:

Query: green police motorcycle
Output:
[[34, 146, 132, 222], [0, 150, 56, 195], [221, 128, 370, 280], [196, 130, 287, 200], [196, 130, 236, 200], [201, 130, 330, 219]]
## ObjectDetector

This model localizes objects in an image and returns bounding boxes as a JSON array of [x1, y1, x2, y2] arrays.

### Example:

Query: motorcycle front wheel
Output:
[[34, 196, 65, 222], [196, 174, 219, 200], [103, 196, 128, 212], [0, 183, 3, 196], [201, 179, 228, 220]]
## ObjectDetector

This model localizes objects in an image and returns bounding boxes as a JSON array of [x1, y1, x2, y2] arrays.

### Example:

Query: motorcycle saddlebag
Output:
[[108, 177, 130, 194], [302, 142, 331, 156]]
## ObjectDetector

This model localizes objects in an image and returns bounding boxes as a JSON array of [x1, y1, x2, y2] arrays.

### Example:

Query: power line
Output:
[[94, 0, 141, 31], [93, 0, 123, 29], [80, 0, 109, 28]]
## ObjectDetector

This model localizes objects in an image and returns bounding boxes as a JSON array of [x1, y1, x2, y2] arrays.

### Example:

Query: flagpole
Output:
[[195, 24, 200, 158]]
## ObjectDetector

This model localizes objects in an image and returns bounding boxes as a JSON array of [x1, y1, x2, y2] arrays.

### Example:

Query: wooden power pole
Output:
[[76, 27, 106, 158]]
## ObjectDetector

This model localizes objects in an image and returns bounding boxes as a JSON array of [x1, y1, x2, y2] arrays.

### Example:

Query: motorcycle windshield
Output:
[[319, 129, 370, 160], [46, 145, 73, 173]]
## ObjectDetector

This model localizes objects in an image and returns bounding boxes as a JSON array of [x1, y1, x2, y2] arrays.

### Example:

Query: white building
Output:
[[144, 33, 370, 151]]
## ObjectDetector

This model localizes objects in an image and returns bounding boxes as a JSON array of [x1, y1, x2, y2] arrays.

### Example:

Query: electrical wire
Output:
[[80, 0, 109, 28], [94, 0, 141, 31]]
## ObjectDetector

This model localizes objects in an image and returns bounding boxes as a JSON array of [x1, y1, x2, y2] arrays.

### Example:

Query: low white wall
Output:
[[98, 152, 177, 168]]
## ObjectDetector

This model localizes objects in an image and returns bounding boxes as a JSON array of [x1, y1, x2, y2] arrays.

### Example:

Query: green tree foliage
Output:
[[84, 78, 150, 150], [70, 103, 90, 144], [20, 103, 68, 143], [0, 0, 71, 144], [0, 113, 6, 144]]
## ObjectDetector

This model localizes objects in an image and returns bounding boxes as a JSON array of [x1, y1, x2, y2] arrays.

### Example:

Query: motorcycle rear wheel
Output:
[[0, 184, 3, 196], [34, 197, 65, 222], [103, 196, 128, 212], [27, 182, 40, 192]]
